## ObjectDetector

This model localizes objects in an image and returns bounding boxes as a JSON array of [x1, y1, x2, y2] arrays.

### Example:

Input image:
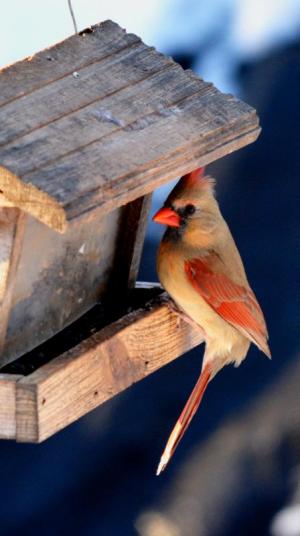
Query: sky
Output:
[[0, 0, 167, 68], [2, 0, 300, 77]]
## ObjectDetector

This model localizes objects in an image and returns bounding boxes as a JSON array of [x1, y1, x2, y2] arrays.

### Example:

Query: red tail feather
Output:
[[156, 364, 211, 475]]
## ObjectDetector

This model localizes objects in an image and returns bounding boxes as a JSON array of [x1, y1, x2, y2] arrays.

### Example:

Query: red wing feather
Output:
[[185, 258, 270, 357]]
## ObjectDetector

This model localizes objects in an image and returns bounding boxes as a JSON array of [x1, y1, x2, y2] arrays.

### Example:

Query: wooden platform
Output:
[[0, 20, 260, 232], [0, 285, 203, 442]]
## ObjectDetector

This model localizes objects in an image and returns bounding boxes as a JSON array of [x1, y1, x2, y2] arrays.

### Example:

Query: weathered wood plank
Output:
[[0, 210, 27, 356], [0, 374, 23, 439], [0, 166, 66, 232], [2, 206, 123, 365], [0, 21, 260, 231], [124, 195, 153, 289], [0, 208, 17, 302], [0, 21, 140, 107], [0, 68, 206, 175], [1, 191, 151, 365], [23, 90, 259, 222], [110, 194, 152, 296], [0, 43, 169, 147], [15, 292, 203, 442]]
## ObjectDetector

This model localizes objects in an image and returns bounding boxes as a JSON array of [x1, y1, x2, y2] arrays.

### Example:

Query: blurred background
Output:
[[0, 1, 299, 534]]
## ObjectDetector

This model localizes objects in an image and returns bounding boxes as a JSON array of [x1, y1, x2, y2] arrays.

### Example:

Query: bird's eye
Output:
[[185, 204, 196, 215]]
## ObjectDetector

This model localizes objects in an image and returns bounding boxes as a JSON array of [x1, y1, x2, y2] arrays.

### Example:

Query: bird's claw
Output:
[[163, 296, 204, 335]]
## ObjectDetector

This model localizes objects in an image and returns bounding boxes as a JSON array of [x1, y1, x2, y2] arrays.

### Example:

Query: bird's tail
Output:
[[156, 363, 212, 475]]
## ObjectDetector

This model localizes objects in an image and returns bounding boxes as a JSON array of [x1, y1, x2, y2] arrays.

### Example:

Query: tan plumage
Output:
[[153, 168, 270, 474]]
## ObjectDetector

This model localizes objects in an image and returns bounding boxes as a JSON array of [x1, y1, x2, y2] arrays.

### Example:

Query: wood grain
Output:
[[0, 43, 170, 147], [2, 207, 123, 365], [15, 291, 203, 442], [0, 374, 22, 439], [0, 66, 203, 174], [0, 21, 260, 231], [0, 21, 140, 107], [0, 210, 27, 356], [0, 208, 17, 302]]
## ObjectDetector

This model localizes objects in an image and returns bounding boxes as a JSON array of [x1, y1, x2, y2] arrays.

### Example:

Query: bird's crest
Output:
[[182, 167, 205, 187], [166, 167, 216, 207], [178, 168, 216, 195]]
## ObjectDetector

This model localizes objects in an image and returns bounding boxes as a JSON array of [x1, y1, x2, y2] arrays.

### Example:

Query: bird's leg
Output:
[[163, 296, 205, 336]]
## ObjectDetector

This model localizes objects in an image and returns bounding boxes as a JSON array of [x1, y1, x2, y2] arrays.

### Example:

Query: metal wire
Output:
[[67, 0, 78, 34]]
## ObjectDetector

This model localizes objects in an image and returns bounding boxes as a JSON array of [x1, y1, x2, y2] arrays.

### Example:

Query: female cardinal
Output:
[[152, 167, 270, 474]]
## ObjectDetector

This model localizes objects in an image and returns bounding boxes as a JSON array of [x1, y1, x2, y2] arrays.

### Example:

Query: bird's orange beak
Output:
[[152, 207, 181, 228]]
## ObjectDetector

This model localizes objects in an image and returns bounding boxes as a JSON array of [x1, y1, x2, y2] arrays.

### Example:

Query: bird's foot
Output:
[[164, 296, 205, 335]]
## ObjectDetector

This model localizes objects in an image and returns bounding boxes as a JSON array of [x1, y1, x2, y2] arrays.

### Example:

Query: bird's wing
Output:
[[184, 257, 270, 357]]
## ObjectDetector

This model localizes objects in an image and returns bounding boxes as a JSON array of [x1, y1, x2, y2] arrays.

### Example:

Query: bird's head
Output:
[[153, 168, 222, 246]]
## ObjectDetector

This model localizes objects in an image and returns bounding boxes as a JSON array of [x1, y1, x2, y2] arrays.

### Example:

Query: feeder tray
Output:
[[0, 20, 260, 441]]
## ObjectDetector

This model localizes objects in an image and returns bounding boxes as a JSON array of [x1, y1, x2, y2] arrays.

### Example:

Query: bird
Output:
[[152, 167, 270, 475]]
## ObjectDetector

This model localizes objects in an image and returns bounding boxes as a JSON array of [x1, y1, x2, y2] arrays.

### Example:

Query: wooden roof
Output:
[[0, 21, 260, 232]]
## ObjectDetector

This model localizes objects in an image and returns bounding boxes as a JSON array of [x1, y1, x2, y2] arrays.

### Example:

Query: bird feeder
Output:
[[0, 21, 260, 442]]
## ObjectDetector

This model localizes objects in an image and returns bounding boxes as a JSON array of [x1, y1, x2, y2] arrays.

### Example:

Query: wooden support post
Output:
[[120, 194, 152, 289], [0, 209, 26, 355], [110, 193, 152, 298]]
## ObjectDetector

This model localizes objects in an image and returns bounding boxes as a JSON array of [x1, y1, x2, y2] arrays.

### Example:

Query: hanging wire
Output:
[[67, 0, 78, 34]]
